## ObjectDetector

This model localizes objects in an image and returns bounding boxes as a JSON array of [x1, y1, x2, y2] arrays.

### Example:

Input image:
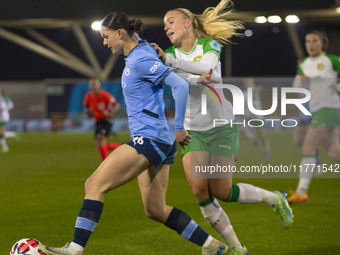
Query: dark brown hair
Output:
[[101, 11, 143, 36], [307, 30, 329, 51]]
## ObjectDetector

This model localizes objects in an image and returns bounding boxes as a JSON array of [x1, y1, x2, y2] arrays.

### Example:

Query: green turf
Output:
[[1, 131, 340, 255]]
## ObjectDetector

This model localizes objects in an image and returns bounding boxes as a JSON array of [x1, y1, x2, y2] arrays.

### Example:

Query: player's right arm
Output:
[[7, 97, 14, 111], [152, 41, 220, 75], [84, 107, 92, 119], [293, 58, 308, 88], [163, 72, 191, 148], [153, 41, 220, 86], [110, 101, 120, 115]]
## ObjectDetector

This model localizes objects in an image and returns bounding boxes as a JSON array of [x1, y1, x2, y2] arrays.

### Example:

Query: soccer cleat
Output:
[[287, 190, 308, 204], [272, 191, 293, 229], [202, 239, 229, 255], [230, 244, 249, 255], [38, 243, 82, 255]]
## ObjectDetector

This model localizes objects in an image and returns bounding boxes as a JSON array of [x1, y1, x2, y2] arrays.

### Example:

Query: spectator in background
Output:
[[84, 78, 121, 161], [0, 88, 15, 153]]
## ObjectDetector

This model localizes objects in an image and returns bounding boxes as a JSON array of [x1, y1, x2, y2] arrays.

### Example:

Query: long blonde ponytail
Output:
[[173, 0, 243, 45]]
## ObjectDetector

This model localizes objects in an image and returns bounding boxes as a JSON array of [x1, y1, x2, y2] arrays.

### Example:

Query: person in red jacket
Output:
[[84, 78, 121, 160]]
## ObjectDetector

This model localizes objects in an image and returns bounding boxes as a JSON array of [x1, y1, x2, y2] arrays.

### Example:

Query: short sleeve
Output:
[[135, 56, 171, 85], [164, 45, 176, 57], [202, 39, 221, 59], [297, 65, 303, 75], [326, 53, 340, 73]]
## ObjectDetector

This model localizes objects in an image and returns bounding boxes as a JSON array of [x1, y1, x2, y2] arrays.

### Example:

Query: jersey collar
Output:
[[125, 40, 148, 59], [177, 39, 198, 55]]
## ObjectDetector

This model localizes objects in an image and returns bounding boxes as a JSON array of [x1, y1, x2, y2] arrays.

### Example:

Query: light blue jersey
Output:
[[122, 40, 178, 145]]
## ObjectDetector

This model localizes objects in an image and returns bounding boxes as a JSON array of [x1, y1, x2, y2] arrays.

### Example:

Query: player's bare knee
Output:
[[208, 179, 232, 201], [84, 177, 94, 195], [211, 187, 231, 201], [84, 176, 103, 196], [143, 205, 165, 222], [301, 147, 314, 155], [191, 185, 209, 201]]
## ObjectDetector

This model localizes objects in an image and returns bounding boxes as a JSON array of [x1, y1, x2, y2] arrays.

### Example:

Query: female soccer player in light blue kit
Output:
[[152, 1, 293, 254], [38, 11, 229, 255]]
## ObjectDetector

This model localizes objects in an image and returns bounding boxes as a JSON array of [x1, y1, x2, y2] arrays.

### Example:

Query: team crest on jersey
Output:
[[193, 55, 202, 62], [125, 67, 130, 76], [98, 103, 105, 110], [317, 63, 325, 71], [122, 82, 127, 88], [209, 41, 221, 51]]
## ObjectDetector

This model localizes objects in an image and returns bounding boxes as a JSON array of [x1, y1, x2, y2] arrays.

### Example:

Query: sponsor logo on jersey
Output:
[[98, 103, 105, 110], [149, 61, 161, 73], [317, 63, 325, 71], [193, 55, 202, 62], [209, 41, 221, 52]]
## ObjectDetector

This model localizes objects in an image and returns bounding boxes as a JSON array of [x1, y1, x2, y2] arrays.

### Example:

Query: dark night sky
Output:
[[0, 0, 339, 80]]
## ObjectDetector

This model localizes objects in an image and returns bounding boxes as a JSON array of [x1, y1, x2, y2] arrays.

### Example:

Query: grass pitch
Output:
[[1, 131, 339, 255]]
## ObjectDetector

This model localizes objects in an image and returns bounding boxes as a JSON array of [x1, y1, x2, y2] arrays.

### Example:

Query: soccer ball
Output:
[[10, 238, 40, 255]]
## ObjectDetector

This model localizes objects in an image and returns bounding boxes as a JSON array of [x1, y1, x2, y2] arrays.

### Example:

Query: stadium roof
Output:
[[1, 0, 339, 25], [0, 0, 339, 80]]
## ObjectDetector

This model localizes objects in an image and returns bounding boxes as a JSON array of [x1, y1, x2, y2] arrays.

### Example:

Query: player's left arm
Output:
[[111, 101, 120, 114], [135, 56, 191, 147], [326, 53, 340, 92], [105, 95, 120, 117], [135, 56, 188, 130]]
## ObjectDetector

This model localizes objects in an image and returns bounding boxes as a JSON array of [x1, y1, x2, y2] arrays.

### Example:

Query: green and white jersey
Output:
[[165, 38, 234, 131], [0, 96, 14, 122], [293, 52, 340, 112]]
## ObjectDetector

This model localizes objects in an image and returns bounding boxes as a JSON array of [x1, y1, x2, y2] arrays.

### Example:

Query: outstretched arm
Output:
[[162, 72, 191, 148], [151, 42, 218, 75], [165, 52, 218, 75]]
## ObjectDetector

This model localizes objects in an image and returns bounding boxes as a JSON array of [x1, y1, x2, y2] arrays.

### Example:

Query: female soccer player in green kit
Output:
[[289, 30, 340, 204], [152, 1, 293, 253]]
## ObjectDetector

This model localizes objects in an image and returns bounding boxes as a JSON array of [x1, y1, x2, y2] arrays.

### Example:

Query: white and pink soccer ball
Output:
[[10, 238, 42, 255]]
